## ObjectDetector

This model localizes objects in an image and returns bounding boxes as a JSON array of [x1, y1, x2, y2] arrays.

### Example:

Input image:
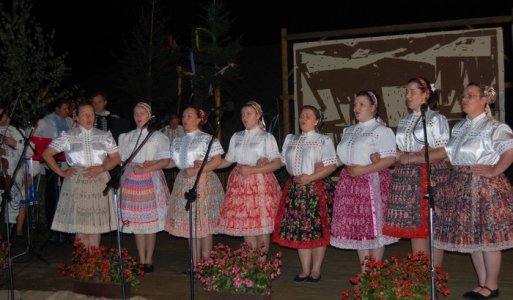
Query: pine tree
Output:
[[189, 0, 241, 109], [115, 0, 178, 113], [0, 0, 69, 127]]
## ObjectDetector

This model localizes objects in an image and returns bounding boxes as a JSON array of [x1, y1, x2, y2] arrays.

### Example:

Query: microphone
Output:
[[210, 101, 234, 112], [143, 115, 157, 128]]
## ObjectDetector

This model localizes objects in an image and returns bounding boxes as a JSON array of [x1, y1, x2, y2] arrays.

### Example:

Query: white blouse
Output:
[[281, 131, 337, 176], [225, 127, 280, 166], [49, 126, 118, 167], [118, 128, 171, 164], [445, 113, 513, 166], [396, 109, 450, 152], [337, 118, 396, 165], [170, 130, 224, 170], [0, 125, 28, 175]]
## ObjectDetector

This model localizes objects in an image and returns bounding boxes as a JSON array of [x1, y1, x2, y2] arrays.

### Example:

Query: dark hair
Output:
[[48, 99, 69, 112], [407, 77, 437, 109], [301, 105, 324, 131], [356, 90, 380, 119], [183, 106, 208, 126], [77, 102, 94, 114], [86, 90, 107, 102]]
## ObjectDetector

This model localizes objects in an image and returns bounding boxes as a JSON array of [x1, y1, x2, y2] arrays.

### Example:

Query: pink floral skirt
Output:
[[330, 169, 398, 250]]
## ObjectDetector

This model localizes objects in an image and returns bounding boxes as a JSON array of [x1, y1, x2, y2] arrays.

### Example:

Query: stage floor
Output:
[[1, 231, 512, 299]]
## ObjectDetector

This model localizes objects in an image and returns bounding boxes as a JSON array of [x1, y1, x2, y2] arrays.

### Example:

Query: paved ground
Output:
[[0, 227, 512, 300]]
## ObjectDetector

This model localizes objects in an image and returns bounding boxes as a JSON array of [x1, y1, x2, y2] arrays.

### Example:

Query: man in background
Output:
[[90, 91, 129, 143]]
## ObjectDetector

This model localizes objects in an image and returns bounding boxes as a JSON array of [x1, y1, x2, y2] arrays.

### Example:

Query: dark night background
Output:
[[30, 0, 513, 137]]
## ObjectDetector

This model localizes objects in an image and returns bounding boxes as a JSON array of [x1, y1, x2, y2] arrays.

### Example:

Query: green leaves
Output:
[[0, 0, 70, 127]]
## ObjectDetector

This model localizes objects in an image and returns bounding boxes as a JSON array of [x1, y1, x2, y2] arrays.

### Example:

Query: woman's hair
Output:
[[356, 90, 380, 119], [407, 77, 437, 109], [183, 106, 208, 126], [466, 82, 497, 119], [301, 105, 324, 131], [243, 100, 266, 129]]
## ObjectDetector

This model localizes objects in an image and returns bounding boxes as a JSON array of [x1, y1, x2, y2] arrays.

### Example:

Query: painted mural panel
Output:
[[293, 28, 504, 143]]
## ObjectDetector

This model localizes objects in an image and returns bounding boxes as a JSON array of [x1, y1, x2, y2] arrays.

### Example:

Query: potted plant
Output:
[[195, 242, 282, 300], [341, 252, 450, 300], [59, 241, 143, 298]]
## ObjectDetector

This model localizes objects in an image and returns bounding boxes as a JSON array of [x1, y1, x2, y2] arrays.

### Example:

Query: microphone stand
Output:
[[103, 122, 156, 300], [11, 126, 48, 264], [1, 95, 23, 299], [420, 106, 436, 300], [184, 116, 223, 300]]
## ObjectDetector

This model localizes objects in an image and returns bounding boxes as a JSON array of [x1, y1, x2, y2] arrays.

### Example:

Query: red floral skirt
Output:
[[217, 168, 281, 236], [272, 177, 335, 249]]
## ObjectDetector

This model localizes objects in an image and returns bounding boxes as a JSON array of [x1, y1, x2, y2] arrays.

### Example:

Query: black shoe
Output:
[[463, 285, 484, 299], [475, 286, 499, 299], [143, 264, 154, 273], [293, 274, 309, 282], [307, 275, 321, 283]]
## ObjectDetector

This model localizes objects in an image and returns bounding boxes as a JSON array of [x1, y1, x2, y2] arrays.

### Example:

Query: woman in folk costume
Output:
[[42, 103, 120, 249], [382, 77, 451, 258], [273, 105, 337, 283], [118, 102, 171, 273], [217, 101, 281, 253], [434, 83, 513, 299], [330, 91, 398, 272], [165, 106, 224, 265]]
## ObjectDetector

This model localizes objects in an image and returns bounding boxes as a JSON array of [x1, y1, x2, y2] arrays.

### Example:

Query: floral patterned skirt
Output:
[[434, 166, 513, 252], [165, 170, 224, 238], [272, 177, 335, 249], [383, 161, 451, 238], [217, 168, 281, 236], [331, 169, 398, 250]]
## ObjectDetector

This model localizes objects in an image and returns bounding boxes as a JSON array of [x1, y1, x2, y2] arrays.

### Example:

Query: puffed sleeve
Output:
[[492, 123, 513, 155], [224, 134, 236, 163], [320, 135, 337, 166], [280, 134, 293, 165], [430, 113, 450, 148], [169, 137, 179, 164], [48, 131, 69, 153], [264, 133, 280, 160], [377, 127, 397, 158], [155, 133, 171, 160], [118, 133, 129, 161], [105, 131, 118, 154], [209, 137, 224, 158]]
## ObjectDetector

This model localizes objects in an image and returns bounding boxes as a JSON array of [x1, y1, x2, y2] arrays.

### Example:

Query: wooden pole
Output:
[[281, 28, 290, 138]]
